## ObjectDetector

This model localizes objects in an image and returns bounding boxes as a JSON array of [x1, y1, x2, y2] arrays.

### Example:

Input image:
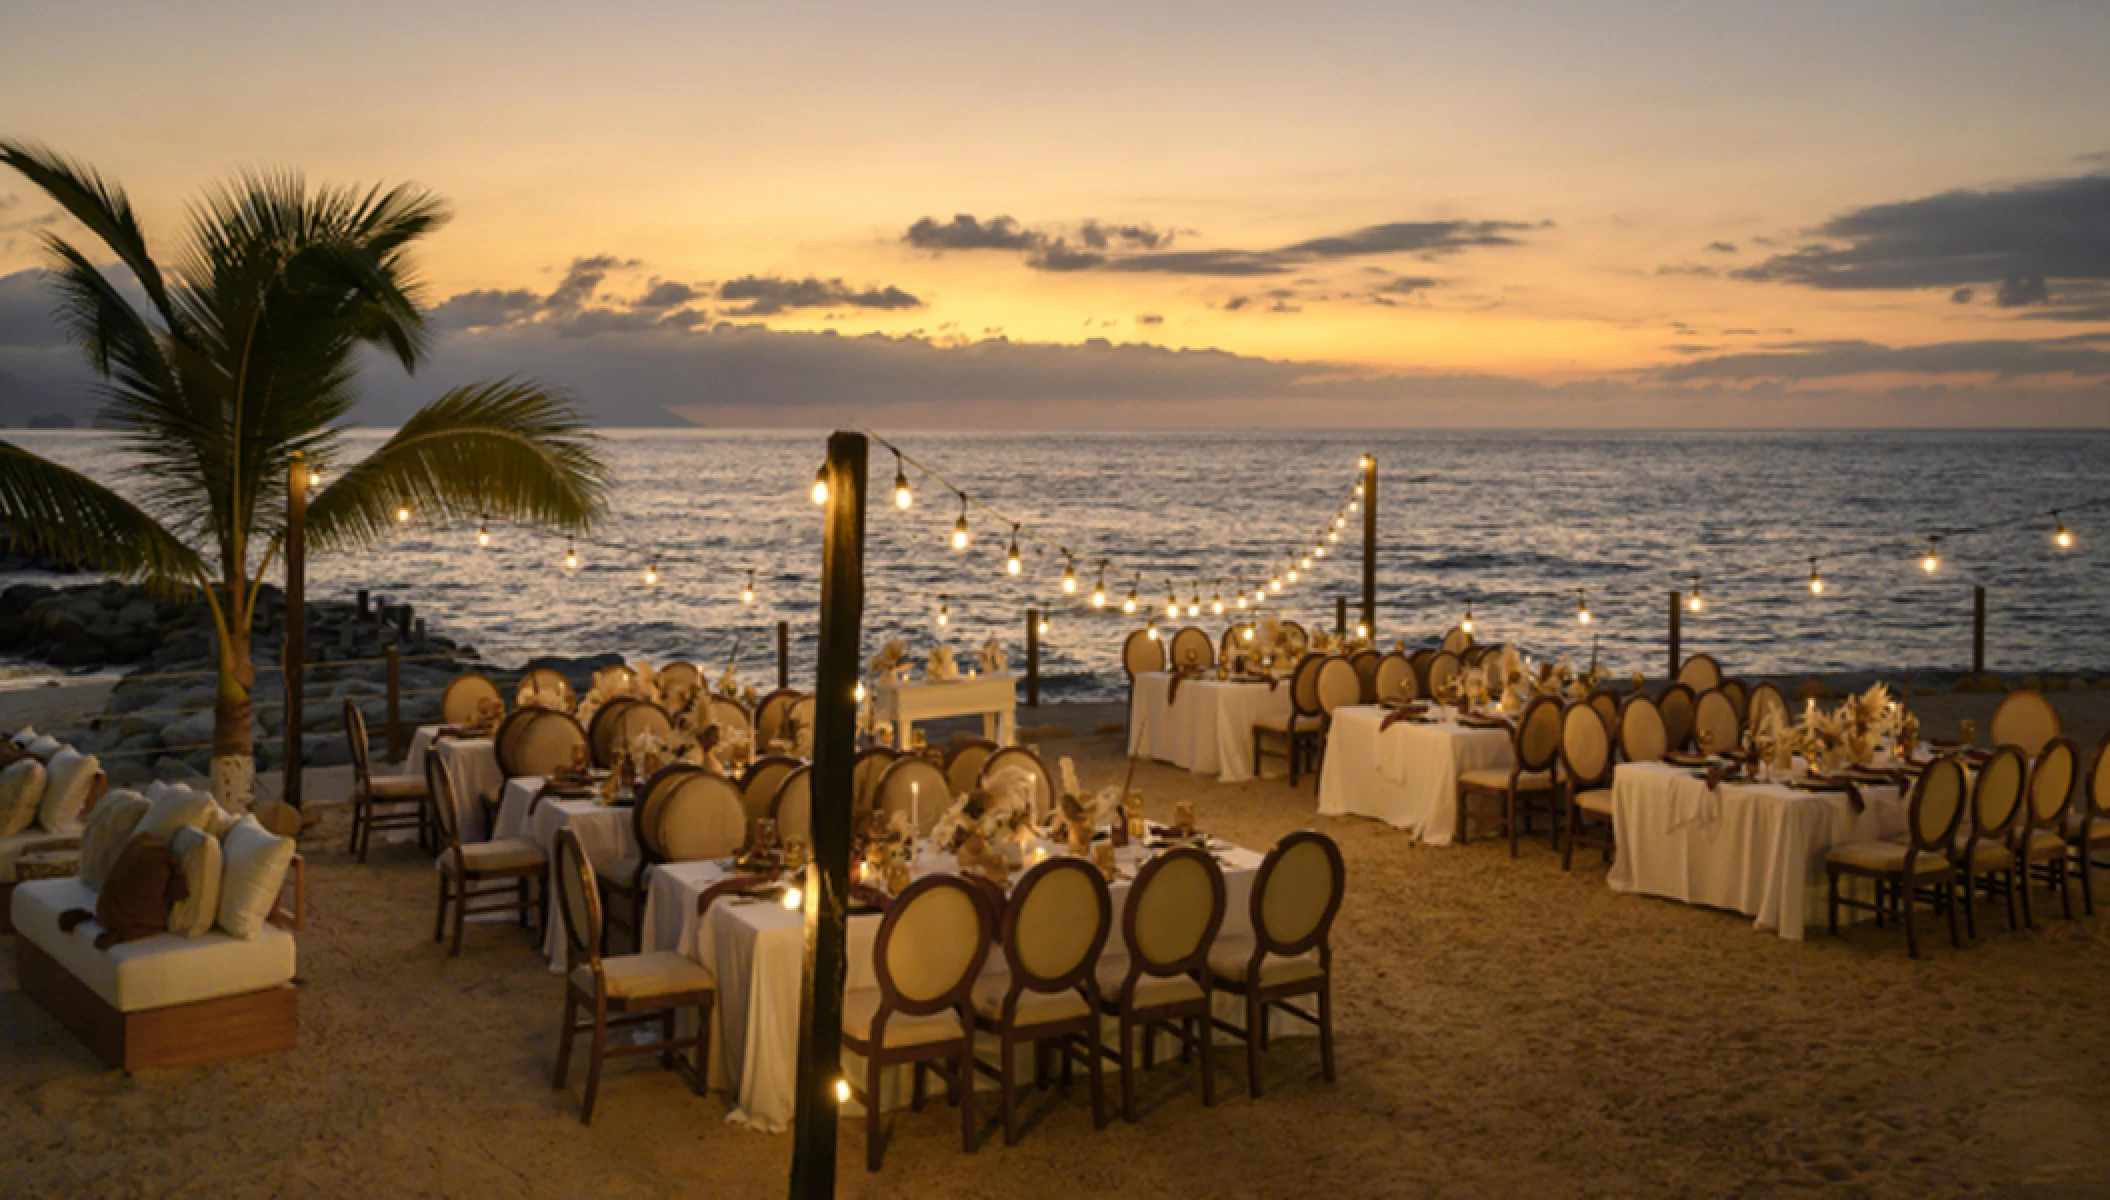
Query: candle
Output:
[[910, 781, 920, 837]]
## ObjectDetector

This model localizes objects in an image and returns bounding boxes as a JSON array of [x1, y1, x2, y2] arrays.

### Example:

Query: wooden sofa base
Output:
[[17, 936, 297, 1071], [0, 882, 14, 936]]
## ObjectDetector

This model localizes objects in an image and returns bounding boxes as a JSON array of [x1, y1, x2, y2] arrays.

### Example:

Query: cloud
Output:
[[1951, 287, 1974, 304], [545, 254, 640, 313], [1704, 241, 1738, 254], [1733, 172, 2110, 318], [1656, 264, 1719, 278], [1134, 313, 1164, 325], [1373, 275, 1438, 295], [1652, 335, 2110, 382], [901, 213, 1542, 277], [631, 280, 702, 310], [716, 275, 921, 317], [428, 287, 545, 331]]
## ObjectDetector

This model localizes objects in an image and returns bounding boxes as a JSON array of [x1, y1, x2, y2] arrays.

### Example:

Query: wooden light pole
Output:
[[788, 432, 866, 1199], [283, 454, 307, 809], [1667, 590, 1682, 683], [1360, 455, 1377, 638]]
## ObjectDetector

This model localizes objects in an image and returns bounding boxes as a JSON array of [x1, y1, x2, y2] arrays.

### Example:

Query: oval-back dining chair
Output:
[[945, 738, 999, 799], [1656, 683, 1697, 753], [1169, 626, 1214, 672], [1618, 694, 1668, 763], [1991, 691, 2062, 758], [1676, 653, 1723, 693], [1372, 652, 1415, 703], [441, 672, 505, 726], [1692, 689, 1741, 755], [1097, 845, 1225, 1124], [517, 668, 575, 712], [1558, 704, 1615, 872], [739, 755, 801, 825], [770, 765, 813, 848], [875, 756, 950, 836], [973, 856, 1113, 1144], [1210, 829, 1343, 1098], [499, 708, 590, 780], [978, 745, 1053, 821]]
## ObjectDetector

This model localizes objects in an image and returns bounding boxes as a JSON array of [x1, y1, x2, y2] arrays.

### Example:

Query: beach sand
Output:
[[2, 687, 2107, 1198]]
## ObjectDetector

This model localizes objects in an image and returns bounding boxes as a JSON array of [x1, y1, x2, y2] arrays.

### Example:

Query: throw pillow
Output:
[[0, 757, 46, 837], [78, 789, 150, 891], [59, 833, 188, 950], [137, 782, 216, 843], [38, 746, 99, 833], [217, 816, 296, 938], [166, 827, 223, 938]]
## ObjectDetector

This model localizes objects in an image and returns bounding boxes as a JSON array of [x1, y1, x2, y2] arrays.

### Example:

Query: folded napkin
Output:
[[1457, 713, 1514, 731], [1167, 668, 1198, 707], [1380, 704, 1432, 733], [1800, 774, 1866, 814], [695, 873, 779, 920], [1703, 763, 1745, 791]]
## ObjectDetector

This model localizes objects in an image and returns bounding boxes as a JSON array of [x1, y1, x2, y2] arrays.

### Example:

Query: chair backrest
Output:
[[753, 689, 802, 751], [1277, 621, 1309, 659], [1426, 651, 1462, 696], [1000, 857, 1111, 998], [853, 746, 899, 814], [875, 756, 950, 835], [1693, 689, 1741, 753], [1169, 626, 1214, 671], [1123, 629, 1166, 680], [1587, 690, 1621, 739], [1407, 647, 1435, 695], [705, 695, 752, 735], [2090, 732, 2110, 820], [1908, 755, 1969, 855], [772, 766, 813, 846], [1677, 653, 1723, 692], [1657, 683, 1696, 753], [611, 702, 674, 762], [1288, 654, 1326, 718], [1219, 623, 1256, 661], [592, 663, 639, 696], [1440, 626, 1472, 655], [518, 667, 575, 711], [343, 700, 373, 790], [785, 695, 817, 752], [1746, 683, 1788, 735], [1966, 745, 2027, 844], [1373, 652, 1415, 702], [441, 672, 504, 726], [499, 709, 589, 779], [945, 739, 998, 798], [422, 753, 463, 855], [1516, 696, 1563, 773], [634, 762, 704, 863], [656, 772, 748, 861], [1560, 703, 1613, 788], [978, 746, 1053, 820], [1618, 695, 1668, 763], [1121, 846, 1225, 979], [873, 874, 993, 1015], [656, 661, 703, 706], [1250, 830, 1344, 958], [2025, 737, 2079, 831], [1991, 691, 2061, 758], [740, 755, 801, 823], [1315, 656, 1362, 717], [1349, 650, 1380, 702], [587, 697, 640, 767], [553, 828, 602, 976], [1718, 679, 1749, 725]]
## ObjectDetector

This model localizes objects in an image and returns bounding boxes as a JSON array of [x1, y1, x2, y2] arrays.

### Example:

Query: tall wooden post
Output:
[[1360, 455, 1377, 636], [1667, 591, 1682, 682], [385, 646, 403, 762], [283, 455, 307, 809], [1335, 596, 1347, 639], [1972, 586, 1986, 676], [777, 620, 791, 690], [1024, 608, 1040, 707], [789, 432, 865, 1200]]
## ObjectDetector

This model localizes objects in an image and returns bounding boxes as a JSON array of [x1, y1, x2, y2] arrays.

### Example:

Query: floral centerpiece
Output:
[[926, 644, 960, 682], [868, 638, 910, 684], [1788, 684, 1905, 769], [978, 638, 1009, 675]]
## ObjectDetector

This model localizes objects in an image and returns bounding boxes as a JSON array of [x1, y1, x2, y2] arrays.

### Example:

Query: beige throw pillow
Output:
[[38, 747, 99, 833], [166, 827, 224, 938], [217, 816, 296, 938], [79, 789, 150, 891], [138, 782, 217, 843], [0, 757, 46, 837]]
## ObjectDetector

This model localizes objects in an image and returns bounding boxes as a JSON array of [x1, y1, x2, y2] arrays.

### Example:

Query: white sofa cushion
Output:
[[39, 747, 98, 834], [11, 877, 296, 1013], [25, 735, 62, 761], [218, 816, 296, 938], [0, 757, 46, 837], [167, 827, 223, 939], [12, 724, 38, 747], [137, 783, 216, 844], [78, 789, 150, 891]]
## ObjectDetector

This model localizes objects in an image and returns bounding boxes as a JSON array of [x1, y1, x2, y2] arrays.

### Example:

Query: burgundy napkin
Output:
[[1380, 704, 1432, 733], [696, 873, 781, 920]]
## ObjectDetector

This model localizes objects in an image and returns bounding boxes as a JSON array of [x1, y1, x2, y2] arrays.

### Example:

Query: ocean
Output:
[[7, 429, 2107, 701]]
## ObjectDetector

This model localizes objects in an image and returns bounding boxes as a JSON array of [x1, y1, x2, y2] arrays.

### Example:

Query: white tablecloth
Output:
[[873, 673, 1018, 750], [1317, 706, 1515, 845], [1127, 672, 1294, 783], [404, 727, 501, 844], [1605, 762, 1908, 940], [644, 840, 1287, 1132], [484, 777, 639, 970]]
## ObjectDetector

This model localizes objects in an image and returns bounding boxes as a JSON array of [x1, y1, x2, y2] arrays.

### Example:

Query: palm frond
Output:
[[0, 441, 204, 588], [0, 140, 177, 324], [304, 380, 608, 554]]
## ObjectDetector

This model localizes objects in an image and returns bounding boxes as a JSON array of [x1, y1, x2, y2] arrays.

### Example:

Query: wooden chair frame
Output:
[[425, 756, 545, 957], [550, 829, 713, 1124], [440, 671, 505, 727], [2016, 737, 2080, 926], [1096, 846, 1225, 1124], [1657, 682, 1698, 754], [1827, 756, 1965, 958], [1210, 830, 1342, 1099], [1559, 704, 1616, 872], [943, 738, 1000, 799], [753, 688, 804, 752], [1457, 695, 1563, 856], [345, 700, 429, 861], [1252, 654, 1326, 786], [1169, 626, 1215, 672], [1676, 652, 1723, 693], [2071, 733, 2110, 916], [970, 857, 1112, 1144], [1952, 745, 2027, 938]]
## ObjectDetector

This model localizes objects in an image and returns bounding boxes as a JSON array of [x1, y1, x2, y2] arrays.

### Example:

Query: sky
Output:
[[3, 0, 2109, 427]]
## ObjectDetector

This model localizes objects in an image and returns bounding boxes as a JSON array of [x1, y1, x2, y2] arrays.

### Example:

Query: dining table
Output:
[[1316, 705, 1517, 844], [483, 776, 640, 970], [403, 725, 502, 844], [1127, 670, 1295, 783]]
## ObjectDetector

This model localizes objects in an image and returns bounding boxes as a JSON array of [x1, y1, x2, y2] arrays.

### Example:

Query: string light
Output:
[[1316, 539, 1329, 556], [1005, 526, 1023, 576], [1269, 572, 1283, 594], [1037, 613, 1051, 636], [1461, 600, 1474, 636], [644, 557, 659, 586], [1356, 620, 1369, 640], [742, 569, 755, 605], [1210, 589, 1224, 615], [1061, 558, 1078, 594], [782, 886, 802, 911], [1576, 589, 1591, 625], [892, 454, 913, 509], [1286, 562, 1299, 585], [833, 1078, 851, 1104], [1808, 558, 1825, 595], [1164, 584, 1179, 619], [951, 495, 971, 551], [1235, 590, 1248, 610], [853, 680, 866, 703], [476, 518, 490, 548], [1687, 575, 1704, 613], [1123, 580, 1138, 614], [1187, 586, 1201, 618], [1299, 554, 1312, 570], [1091, 566, 1108, 609], [394, 504, 411, 524], [2053, 512, 2073, 550], [1145, 618, 1159, 641], [1920, 536, 1941, 574], [305, 466, 322, 491], [564, 540, 579, 571], [810, 465, 830, 506], [1242, 625, 1255, 641], [937, 598, 950, 627]]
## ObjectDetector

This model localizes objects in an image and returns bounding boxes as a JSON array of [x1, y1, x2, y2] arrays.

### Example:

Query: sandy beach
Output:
[[3, 682, 2107, 1198]]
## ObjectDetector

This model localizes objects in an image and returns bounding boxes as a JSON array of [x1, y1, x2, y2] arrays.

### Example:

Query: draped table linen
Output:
[[403, 726, 501, 844], [1605, 761, 1908, 941], [482, 777, 639, 970], [1127, 671, 1295, 782], [1317, 706, 1516, 844], [873, 673, 1018, 750]]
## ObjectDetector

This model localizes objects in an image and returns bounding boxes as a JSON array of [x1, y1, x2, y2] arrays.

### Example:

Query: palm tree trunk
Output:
[[212, 581, 257, 809]]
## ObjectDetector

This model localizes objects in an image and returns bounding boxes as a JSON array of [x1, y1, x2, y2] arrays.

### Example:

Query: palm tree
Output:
[[0, 142, 608, 804]]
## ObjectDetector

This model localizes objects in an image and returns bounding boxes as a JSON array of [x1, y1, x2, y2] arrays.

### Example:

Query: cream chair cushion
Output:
[[1574, 788, 1613, 814], [0, 757, 46, 837], [1208, 937, 1324, 987], [970, 974, 1091, 1026], [1827, 842, 1949, 874], [449, 837, 546, 873], [137, 782, 217, 843], [38, 747, 98, 833], [572, 951, 714, 1001], [166, 827, 224, 939], [1458, 768, 1553, 791], [369, 774, 426, 799], [841, 990, 965, 1048], [77, 789, 150, 891], [1255, 714, 1323, 734], [1094, 958, 1204, 1009], [218, 816, 297, 938], [2018, 828, 2069, 860], [11, 877, 295, 1013]]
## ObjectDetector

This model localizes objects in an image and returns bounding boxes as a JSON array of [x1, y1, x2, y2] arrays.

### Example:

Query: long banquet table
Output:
[[1127, 671, 1295, 783], [483, 776, 640, 970], [640, 838, 1295, 1132], [1605, 761, 1908, 940], [403, 726, 502, 844], [1316, 705, 1516, 844]]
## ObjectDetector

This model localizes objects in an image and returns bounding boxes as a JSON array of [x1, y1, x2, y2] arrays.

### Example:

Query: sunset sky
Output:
[[4, 1, 2108, 427]]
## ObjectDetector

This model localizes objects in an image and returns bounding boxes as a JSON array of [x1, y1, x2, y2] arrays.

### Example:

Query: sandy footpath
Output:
[[0, 689, 2106, 1199]]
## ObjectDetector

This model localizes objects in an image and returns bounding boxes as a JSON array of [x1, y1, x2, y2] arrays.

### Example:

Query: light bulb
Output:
[[644, 560, 659, 586], [1005, 531, 1022, 575], [1123, 584, 1137, 614], [1355, 481, 1366, 496], [782, 886, 802, 911], [1037, 615, 1050, 636], [305, 468, 322, 491], [833, 1078, 851, 1104], [1809, 560, 1826, 595], [394, 505, 411, 524], [893, 460, 912, 509], [476, 522, 490, 548], [1269, 575, 1282, 593], [1242, 626, 1254, 641], [742, 570, 756, 605], [1211, 592, 1224, 615], [1348, 498, 1359, 513], [1091, 570, 1107, 608], [1235, 593, 1247, 610], [1688, 579, 1703, 613], [1462, 605, 1474, 635], [564, 541, 579, 571], [1287, 567, 1299, 584], [810, 465, 829, 506], [1577, 592, 1591, 625], [1920, 538, 1940, 574], [1146, 620, 1159, 641], [1165, 594, 1179, 618], [937, 602, 950, 627], [854, 680, 866, 703], [1062, 561, 1077, 594], [2054, 514, 2073, 550], [952, 501, 970, 551], [1299, 556, 1312, 570], [1356, 621, 1369, 639]]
